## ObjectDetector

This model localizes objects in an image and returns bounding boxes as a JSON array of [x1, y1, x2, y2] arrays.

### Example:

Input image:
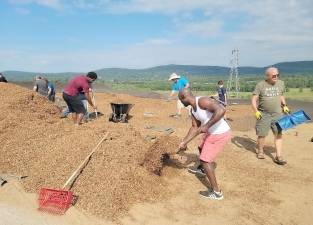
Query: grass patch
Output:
[[106, 80, 313, 102]]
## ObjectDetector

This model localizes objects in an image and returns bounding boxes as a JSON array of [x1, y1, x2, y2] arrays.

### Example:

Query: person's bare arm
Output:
[[280, 95, 287, 106], [179, 98, 225, 150], [33, 85, 37, 92], [198, 97, 225, 133], [170, 90, 176, 98], [47, 87, 52, 96], [179, 114, 201, 151], [85, 92, 96, 109], [251, 95, 259, 112], [182, 114, 201, 142]]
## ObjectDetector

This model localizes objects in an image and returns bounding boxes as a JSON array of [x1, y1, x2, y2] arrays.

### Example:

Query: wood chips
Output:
[[141, 136, 180, 175], [0, 83, 177, 221]]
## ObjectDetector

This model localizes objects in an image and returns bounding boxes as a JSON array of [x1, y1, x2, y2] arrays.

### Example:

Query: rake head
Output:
[[38, 188, 73, 215]]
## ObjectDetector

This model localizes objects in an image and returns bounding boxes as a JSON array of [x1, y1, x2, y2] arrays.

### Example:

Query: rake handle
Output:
[[62, 132, 109, 189]]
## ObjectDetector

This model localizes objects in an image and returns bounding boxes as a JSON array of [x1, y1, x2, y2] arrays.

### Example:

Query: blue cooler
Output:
[[276, 109, 311, 131]]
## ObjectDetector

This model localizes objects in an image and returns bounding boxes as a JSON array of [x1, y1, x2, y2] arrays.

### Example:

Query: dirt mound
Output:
[[0, 83, 176, 221], [0, 83, 60, 136], [1, 83, 60, 117], [141, 136, 180, 175]]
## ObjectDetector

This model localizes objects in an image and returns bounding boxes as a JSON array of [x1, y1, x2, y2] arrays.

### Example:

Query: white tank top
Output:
[[191, 96, 230, 134]]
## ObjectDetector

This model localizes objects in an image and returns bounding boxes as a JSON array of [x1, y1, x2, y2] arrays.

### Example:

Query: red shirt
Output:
[[63, 75, 91, 96]]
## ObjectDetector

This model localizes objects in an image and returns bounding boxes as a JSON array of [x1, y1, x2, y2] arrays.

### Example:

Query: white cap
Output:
[[168, 73, 180, 81]]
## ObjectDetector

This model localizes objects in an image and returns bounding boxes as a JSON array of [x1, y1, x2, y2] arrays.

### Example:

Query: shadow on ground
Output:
[[231, 135, 276, 160]]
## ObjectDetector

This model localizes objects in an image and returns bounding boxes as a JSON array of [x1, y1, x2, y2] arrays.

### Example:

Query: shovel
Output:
[[91, 89, 98, 119], [38, 132, 109, 214]]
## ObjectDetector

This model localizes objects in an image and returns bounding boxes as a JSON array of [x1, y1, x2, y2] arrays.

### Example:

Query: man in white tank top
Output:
[[178, 90, 231, 200]]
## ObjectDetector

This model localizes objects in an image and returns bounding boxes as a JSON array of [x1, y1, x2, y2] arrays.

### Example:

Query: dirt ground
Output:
[[1, 83, 313, 225]]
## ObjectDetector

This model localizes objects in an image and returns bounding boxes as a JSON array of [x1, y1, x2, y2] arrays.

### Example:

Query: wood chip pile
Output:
[[0, 83, 177, 220], [141, 136, 180, 175]]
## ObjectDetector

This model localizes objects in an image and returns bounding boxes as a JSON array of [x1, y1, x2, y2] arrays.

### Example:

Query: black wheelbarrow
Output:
[[109, 103, 134, 123]]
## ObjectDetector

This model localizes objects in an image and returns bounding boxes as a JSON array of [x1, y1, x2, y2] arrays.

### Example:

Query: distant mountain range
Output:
[[2, 60, 313, 81]]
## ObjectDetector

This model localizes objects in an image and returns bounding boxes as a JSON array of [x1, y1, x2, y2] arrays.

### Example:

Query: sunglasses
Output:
[[272, 74, 279, 78]]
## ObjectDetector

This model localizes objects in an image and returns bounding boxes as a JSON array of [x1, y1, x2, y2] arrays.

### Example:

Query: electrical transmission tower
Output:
[[227, 49, 240, 98]]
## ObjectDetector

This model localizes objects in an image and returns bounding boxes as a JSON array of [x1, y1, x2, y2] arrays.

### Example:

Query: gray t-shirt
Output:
[[252, 80, 285, 113], [35, 79, 48, 96]]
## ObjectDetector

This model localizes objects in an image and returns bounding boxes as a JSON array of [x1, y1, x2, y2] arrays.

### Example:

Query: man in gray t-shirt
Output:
[[33, 76, 48, 97], [251, 67, 290, 165]]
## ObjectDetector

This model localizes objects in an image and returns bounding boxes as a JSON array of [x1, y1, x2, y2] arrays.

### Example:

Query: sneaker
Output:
[[200, 190, 224, 200], [188, 165, 206, 177]]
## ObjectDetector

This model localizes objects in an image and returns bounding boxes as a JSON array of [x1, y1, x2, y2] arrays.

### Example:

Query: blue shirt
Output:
[[172, 76, 189, 91]]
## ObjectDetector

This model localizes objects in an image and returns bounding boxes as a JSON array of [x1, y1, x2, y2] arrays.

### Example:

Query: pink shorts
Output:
[[198, 131, 231, 163]]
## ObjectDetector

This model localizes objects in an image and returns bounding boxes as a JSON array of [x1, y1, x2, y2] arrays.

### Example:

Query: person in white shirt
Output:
[[178, 89, 231, 200]]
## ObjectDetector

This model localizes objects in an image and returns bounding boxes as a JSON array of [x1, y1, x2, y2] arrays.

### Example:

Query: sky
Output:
[[0, 0, 313, 72]]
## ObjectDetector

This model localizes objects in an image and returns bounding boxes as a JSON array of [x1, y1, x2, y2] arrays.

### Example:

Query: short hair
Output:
[[265, 67, 278, 76], [87, 71, 97, 80], [218, 80, 223, 85]]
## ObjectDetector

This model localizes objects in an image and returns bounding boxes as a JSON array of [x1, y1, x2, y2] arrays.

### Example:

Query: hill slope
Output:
[[2, 60, 313, 81]]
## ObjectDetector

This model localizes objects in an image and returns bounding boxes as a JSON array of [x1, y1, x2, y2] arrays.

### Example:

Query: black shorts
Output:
[[62, 92, 86, 114]]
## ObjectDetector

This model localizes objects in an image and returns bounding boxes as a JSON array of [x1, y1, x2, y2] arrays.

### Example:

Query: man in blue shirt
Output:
[[168, 73, 190, 117], [47, 82, 56, 102]]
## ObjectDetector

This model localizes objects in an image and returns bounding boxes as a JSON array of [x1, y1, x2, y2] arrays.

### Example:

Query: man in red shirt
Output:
[[63, 72, 98, 125]]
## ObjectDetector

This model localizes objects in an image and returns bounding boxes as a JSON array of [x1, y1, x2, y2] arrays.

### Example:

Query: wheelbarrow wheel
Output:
[[121, 114, 128, 123]]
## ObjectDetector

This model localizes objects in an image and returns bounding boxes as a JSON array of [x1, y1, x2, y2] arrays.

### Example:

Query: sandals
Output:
[[256, 152, 287, 165], [257, 152, 265, 159], [274, 156, 287, 165]]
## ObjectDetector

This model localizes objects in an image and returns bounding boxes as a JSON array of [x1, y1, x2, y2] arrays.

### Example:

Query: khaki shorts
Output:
[[255, 112, 282, 137]]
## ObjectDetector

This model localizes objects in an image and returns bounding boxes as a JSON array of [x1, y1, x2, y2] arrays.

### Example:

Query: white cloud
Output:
[[1, 33, 313, 73], [9, 0, 62, 9], [182, 20, 223, 38], [4, 0, 313, 71]]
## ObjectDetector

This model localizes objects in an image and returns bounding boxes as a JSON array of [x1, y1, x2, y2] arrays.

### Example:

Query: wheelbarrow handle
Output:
[[62, 132, 109, 190]]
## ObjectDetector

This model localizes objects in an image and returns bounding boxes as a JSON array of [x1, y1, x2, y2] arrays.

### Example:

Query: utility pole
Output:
[[227, 49, 240, 98]]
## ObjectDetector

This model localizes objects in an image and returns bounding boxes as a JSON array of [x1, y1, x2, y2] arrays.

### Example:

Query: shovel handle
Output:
[[62, 132, 109, 189], [91, 89, 98, 118], [210, 96, 227, 106]]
